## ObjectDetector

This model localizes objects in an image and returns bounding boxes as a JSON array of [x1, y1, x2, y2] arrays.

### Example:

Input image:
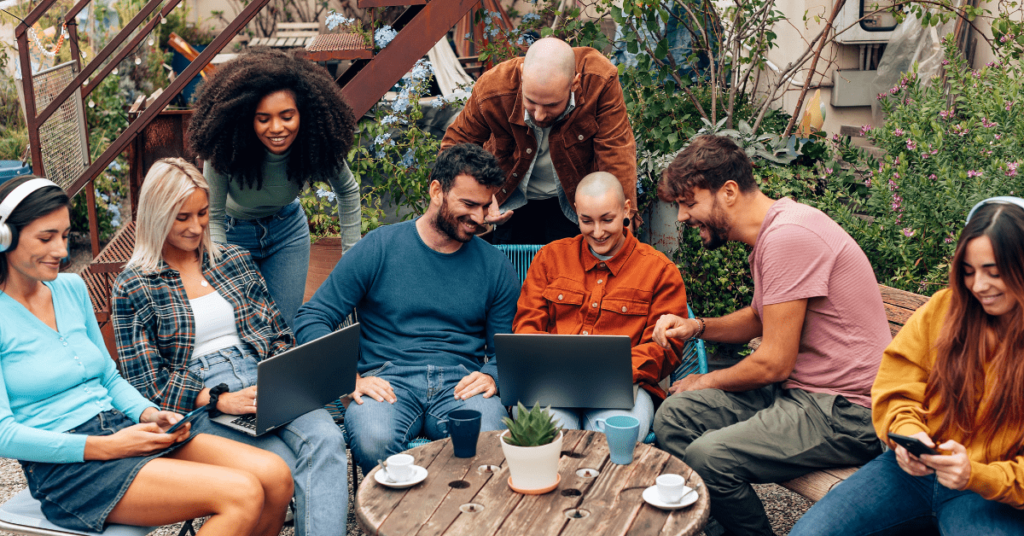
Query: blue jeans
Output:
[[190, 346, 348, 536], [344, 363, 509, 473], [790, 450, 1024, 535], [523, 388, 655, 439], [225, 199, 310, 330]]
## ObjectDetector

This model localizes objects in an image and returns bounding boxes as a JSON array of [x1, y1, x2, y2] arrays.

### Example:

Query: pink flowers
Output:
[[996, 134, 1002, 140], [893, 128, 904, 137], [890, 87, 899, 95], [1006, 102, 1015, 111], [860, 124, 873, 136], [981, 117, 998, 128], [1006, 162, 1019, 177], [929, 174, 937, 180], [952, 124, 969, 137], [939, 108, 954, 120], [902, 228, 915, 237], [906, 140, 917, 150], [942, 59, 950, 66], [864, 178, 872, 187], [945, 235, 954, 244], [967, 170, 983, 178]]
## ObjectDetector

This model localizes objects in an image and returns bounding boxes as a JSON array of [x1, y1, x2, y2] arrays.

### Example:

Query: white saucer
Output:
[[642, 485, 697, 510], [374, 465, 428, 489]]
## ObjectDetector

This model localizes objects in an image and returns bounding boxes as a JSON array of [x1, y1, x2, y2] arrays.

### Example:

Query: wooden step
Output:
[[357, 0, 426, 8], [302, 32, 374, 61]]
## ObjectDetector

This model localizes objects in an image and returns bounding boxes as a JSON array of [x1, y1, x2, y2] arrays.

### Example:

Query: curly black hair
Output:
[[187, 49, 356, 190], [430, 144, 504, 193]]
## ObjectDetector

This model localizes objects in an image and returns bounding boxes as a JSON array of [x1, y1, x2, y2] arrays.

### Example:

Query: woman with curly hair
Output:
[[790, 198, 1024, 535], [188, 49, 360, 329]]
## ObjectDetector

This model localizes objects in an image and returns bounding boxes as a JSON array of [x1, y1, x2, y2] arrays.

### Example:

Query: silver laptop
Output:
[[213, 323, 360, 436], [494, 333, 635, 409]]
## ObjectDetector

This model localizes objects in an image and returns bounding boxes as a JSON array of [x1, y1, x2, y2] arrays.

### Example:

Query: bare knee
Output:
[[253, 451, 293, 504]]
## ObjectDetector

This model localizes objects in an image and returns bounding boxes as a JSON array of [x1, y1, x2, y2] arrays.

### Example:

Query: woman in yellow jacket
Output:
[[791, 197, 1024, 535]]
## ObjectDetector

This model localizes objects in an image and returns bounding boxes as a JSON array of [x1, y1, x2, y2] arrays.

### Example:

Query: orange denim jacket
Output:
[[440, 47, 637, 218], [512, 231, 688, 401]]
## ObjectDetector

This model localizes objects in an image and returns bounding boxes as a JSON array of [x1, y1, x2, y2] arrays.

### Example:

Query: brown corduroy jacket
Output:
[[441, 47, 637, 218]]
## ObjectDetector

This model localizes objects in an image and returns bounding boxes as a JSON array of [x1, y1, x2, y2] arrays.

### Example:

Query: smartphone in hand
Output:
[[889, 433, 938, 457], [166, 406, 209, 434]]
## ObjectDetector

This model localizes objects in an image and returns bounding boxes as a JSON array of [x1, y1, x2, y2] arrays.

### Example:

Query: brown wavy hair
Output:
[[658, 135, 757, 202], [186, 49, 356, 189], [928, 202, 1024, 459]]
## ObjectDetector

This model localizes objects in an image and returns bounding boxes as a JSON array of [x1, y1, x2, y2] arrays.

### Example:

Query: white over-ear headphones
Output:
[[0, 178, 60, 253], [965, 196, 1024, 226]]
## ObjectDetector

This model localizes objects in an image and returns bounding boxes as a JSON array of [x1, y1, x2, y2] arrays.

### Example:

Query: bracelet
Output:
[[207, 383, 230, 418], [688, 317, 706, 341]]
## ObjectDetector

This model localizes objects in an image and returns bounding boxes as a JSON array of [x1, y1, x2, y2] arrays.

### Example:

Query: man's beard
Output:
[[697, 199, 731, 250], [433, 197, 479, 243]]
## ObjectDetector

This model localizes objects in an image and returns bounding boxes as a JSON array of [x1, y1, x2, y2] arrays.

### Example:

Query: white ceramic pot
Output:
[[499, 430, 563, 492]]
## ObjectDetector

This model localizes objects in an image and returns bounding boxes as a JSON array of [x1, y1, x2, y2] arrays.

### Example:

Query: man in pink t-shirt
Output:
[[651, 135, 890, 536]]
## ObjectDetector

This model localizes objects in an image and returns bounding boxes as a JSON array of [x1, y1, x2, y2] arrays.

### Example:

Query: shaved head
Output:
[[576, 172, 625, 207], [523, 37, 576, 84]]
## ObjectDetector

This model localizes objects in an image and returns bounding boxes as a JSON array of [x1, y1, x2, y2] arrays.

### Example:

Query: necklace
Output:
[[181, 272, 209, 287]]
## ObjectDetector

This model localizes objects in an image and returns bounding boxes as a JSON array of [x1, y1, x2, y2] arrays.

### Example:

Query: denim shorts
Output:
[[19, 409, 196, 532]]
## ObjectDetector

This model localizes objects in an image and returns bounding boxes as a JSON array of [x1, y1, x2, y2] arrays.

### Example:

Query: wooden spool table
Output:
[[356, 430, 710, 536]]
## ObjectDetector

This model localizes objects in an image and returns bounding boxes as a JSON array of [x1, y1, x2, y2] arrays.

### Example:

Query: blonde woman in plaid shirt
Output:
[[112, 158, 349, 536]]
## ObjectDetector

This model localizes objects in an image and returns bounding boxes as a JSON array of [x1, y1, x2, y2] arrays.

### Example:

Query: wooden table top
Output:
[[356, 430, 710, 536]]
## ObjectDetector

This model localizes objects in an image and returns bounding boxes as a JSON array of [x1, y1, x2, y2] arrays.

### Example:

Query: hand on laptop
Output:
[[353, 374, 396, 404], [653, 314, 698, 348], [216, 386, 258, 415], [454, 371, 497, 400]]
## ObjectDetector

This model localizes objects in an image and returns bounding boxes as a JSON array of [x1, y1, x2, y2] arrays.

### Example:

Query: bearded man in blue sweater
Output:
[[295, 144, 520, 472]]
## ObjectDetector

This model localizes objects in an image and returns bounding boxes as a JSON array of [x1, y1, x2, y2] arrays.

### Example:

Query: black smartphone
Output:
[[165, 406, 209, 434], [889, 433, 938, 457]]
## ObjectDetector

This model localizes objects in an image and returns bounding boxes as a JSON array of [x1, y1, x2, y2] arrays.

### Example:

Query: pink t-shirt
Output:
[[750, 198, 890, 407]]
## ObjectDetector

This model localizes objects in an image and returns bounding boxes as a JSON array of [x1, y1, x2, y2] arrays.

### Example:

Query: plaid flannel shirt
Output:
[[112, 244, 293, 414]]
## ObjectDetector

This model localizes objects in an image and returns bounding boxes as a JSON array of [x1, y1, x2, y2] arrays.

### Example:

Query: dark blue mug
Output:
[[438, 409, 482, 458]]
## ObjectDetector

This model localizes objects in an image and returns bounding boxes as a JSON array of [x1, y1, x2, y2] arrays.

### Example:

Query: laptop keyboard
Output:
[[231, 414, 257, 431]]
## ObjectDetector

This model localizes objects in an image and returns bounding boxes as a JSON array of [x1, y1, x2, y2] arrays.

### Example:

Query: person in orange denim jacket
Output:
[[441, 38, 637, 245], [512, 172, 688, 437]]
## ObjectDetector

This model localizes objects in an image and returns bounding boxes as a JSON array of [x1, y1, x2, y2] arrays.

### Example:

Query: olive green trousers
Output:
[[653, 385, 883, 536]]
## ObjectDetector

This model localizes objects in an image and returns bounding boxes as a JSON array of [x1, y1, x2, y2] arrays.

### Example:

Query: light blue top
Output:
[[293, 219, 520, 380], [0, 274, 157, 463]]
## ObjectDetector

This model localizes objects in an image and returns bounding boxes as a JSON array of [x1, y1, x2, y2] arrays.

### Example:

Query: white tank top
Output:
[[190, 291, 244, 357]]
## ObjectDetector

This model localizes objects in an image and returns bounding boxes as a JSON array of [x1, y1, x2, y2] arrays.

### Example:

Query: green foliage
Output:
[[502, 402, 563, 447], [811, 38, 1024, 295], [345, 60, 442, 230]]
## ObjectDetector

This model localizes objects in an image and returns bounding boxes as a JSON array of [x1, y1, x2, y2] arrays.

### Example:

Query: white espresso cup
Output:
[[385, 454, 415, 482], [656, 474, 685, 503]]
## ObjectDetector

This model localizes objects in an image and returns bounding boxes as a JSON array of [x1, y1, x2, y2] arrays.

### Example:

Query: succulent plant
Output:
[[501, 402, 563, 447]]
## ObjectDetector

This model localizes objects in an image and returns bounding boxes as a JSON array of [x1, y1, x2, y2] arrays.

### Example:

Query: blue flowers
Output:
[[521, 13, 540, 24], [517, 34, 536, 46], [316, 188, 338, 203], [381, 114, 401, 126], [401, 149, 415, 168], [325, 11, 355, 30], [373, 133, 395, 158], [375, 25, 398, 49], [107, 203, 121, 228]]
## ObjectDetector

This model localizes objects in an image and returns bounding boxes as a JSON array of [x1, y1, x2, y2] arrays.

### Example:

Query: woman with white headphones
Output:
[[0, 176, 293, 535]]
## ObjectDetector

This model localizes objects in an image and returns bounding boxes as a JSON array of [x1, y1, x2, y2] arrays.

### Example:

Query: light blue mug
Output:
[[595, 415, 640, 464]]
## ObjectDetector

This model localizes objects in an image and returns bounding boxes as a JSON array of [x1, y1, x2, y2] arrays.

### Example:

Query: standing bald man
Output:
[[511, 172, 687, 437], [442, 38, 637, 245]]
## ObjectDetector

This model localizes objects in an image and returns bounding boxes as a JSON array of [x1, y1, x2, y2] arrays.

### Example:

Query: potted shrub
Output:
[[500, 402, 564, 494]]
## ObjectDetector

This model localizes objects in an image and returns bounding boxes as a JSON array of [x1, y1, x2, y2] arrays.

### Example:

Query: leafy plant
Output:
[[502, 402, 563, 447]]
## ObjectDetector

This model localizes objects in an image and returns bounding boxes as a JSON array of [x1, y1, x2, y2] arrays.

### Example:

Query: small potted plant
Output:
[[500, 402, 564, 494]]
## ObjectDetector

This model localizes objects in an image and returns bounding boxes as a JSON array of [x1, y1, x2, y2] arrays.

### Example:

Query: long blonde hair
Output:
[[127, 158, 220, 272]]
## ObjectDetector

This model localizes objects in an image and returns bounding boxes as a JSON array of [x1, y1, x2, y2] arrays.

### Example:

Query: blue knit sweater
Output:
[[294, 219, 520, 380]]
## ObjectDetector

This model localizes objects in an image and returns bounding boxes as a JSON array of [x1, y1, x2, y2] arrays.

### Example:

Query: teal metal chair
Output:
[[492, 244, 707, 444], [0, 489, 195, 536]]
